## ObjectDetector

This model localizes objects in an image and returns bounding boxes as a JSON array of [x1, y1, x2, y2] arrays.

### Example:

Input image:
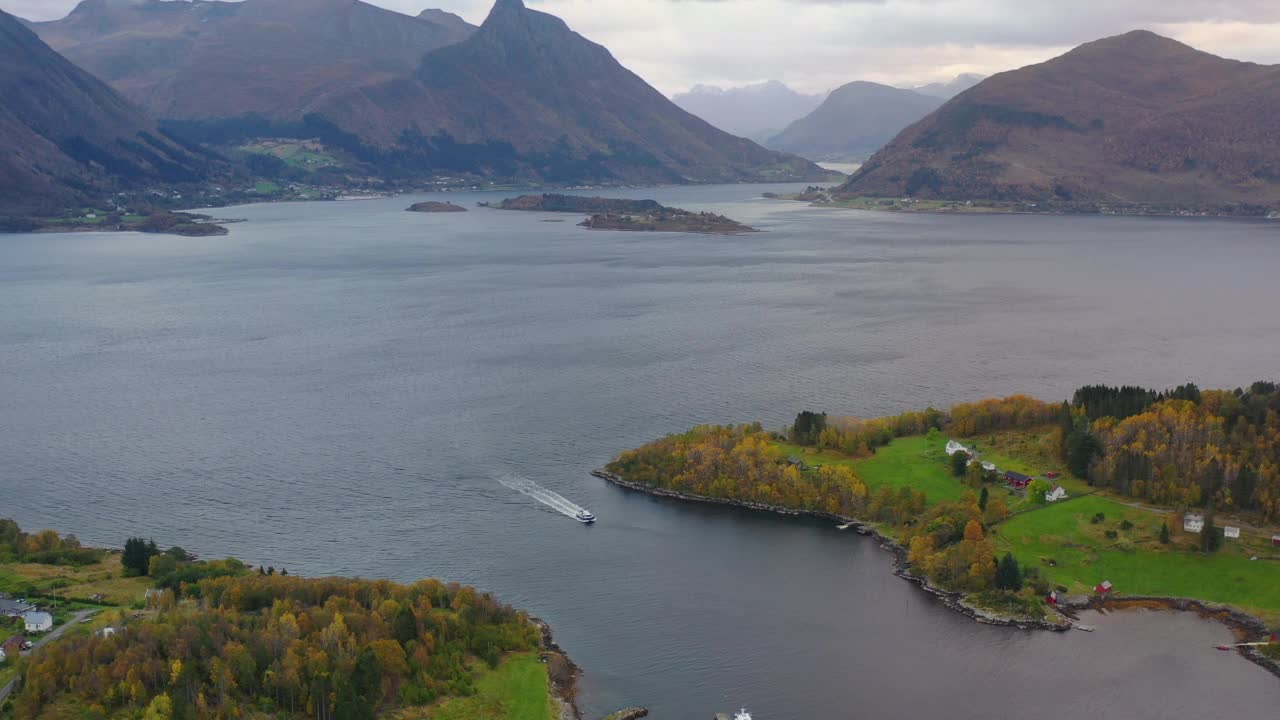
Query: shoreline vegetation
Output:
[[599, 383, 1280, 679], [4, 211, 231, 237], [406, 201, 467, 213], [764, 188, 1280, 219], [0, 520, 587, 720], [484, 194, 757, 235]]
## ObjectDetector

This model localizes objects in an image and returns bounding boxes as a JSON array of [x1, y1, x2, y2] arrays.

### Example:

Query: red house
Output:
[[1273, 534, 1280, 547], [1005, 471, 1032, 489], [1094, 580, 1113, 595]]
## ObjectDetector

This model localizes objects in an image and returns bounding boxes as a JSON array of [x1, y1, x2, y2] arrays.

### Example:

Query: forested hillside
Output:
[[9, 574, 539, 720]]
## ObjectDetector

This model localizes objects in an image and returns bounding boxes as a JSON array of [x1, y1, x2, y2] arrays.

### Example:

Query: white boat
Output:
[[575, 509, 596, 524], [734, 710, 752, 720]]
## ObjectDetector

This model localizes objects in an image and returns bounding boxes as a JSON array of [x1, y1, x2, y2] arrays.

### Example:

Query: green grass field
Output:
[[398, 653, 552, 720], [995, 494, 1280, 622], [777, 429, 1280, 624], [777, 435, 969, 505], [0, 553, 151, 606]]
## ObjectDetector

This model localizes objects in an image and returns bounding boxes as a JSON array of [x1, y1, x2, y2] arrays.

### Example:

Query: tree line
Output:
[[0, 519, 103, 567]]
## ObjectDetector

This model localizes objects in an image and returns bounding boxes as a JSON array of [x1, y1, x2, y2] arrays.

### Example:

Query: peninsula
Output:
[[0, 520, 580, 720], [601, 383, 1280, 673], [489, 194, 757, 235]]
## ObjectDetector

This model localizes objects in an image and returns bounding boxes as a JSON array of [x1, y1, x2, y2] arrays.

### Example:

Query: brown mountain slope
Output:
[[766, 81, 943, 162], [839, 31, 1280, 207], [34, 0, 476, 121], [305, 0, 821, 183], [0, 8, 215, 213]]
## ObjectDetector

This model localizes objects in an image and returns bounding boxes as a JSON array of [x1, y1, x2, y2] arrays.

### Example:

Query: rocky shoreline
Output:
[[593, 469, 1280, 679], [591, 470, 1070, 632], [533, 617, 584, 720], [1071, 597, 1280, 680]]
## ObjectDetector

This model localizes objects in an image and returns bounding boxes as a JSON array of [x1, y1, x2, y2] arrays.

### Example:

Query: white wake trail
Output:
[[498, 474, 585, 519]]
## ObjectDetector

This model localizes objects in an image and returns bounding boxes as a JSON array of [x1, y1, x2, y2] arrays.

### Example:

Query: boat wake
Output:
[[498, 474, 589, 521]]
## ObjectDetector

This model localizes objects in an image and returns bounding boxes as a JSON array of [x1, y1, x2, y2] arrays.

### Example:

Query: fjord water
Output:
[[4, 186, 1280, 717]]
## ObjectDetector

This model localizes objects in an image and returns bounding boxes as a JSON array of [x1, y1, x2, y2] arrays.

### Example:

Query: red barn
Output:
[[1273, 534, 1280, 547], [1094, 580, 1113, 595], [1005, 471, 1032, 489]]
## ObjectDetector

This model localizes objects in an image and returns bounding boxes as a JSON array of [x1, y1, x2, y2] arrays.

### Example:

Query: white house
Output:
[[0, 646, 6, 664], [24, 611, 53, 634], [1045, 486, 1068, 503], [1183, 513, 1205, 534], [1223, 526, 1241, 540], [945, 440, 970, 456]]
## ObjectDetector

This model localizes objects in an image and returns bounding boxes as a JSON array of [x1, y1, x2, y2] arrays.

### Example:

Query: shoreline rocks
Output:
[[590, 471, 1079, 633], [532, 617, 583, 720], [592, 470, 1280, 678]]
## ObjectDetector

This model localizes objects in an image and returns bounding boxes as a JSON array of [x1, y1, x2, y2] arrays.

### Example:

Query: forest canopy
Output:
[[10, 574, 540, 720]]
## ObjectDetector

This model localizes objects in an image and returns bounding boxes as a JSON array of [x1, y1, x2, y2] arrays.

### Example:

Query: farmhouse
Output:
[[24, 611, 53, 634], [0, 646, 5, 664], [1223, 526, 1240, 540], [945, 440, 970, 456], [1045, 486, 1068, 503], [0, 595, 36, 617], [1183, 514, 1205, 534], [1004, 471, 1032, 489]]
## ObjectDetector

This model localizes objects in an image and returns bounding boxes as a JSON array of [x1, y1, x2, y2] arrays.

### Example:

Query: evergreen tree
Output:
[[123, 537, 149, 577], [1200, 514, 1222, 553], [1159, 521, 1170, 544], [995, 552, 1023, 591], [1066, 429, 1101, 480], [950, 450, 969, 477], [393, 604, 418, 646], [978, 487, 989, 512], [791, 411, 827, 446]]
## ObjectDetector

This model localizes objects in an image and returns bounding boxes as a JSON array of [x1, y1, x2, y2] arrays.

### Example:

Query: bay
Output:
[[3, 185, 1279, 717]]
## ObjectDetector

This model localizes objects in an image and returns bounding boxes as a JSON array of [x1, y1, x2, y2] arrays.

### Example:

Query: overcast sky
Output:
[[9, 0, 1280, 95]]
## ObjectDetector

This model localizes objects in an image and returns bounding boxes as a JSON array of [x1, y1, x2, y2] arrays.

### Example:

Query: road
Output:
[[0, 610, 95, 704]]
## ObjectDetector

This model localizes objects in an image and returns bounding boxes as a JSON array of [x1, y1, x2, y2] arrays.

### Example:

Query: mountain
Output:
[[33, 0, 822, 184], [33, 0, 477, 121], [671, 81, 825, 141], [0, 8, 216, 213], [913, 73, 984, 99], [840, 31, 1280, 208], [765, 82, 943, 162]]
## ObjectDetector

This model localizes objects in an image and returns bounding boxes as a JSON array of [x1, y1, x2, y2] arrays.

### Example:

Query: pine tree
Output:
[[995, 552, 1023, 592], [1159, 521, 1170, 544], [979, 487, 990, 511]]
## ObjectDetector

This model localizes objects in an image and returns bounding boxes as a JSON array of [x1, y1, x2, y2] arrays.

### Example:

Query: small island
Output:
[[406, 200, 468, 213], [487, 193, 757, 235]]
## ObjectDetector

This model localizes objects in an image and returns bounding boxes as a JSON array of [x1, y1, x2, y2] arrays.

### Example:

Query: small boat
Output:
[[575, 509, 596, 524], [1217, 645, 1233, 652], [734, 710, 752, 720], [1074, 624, 1096, 632], [836, 522, 854, 531]]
